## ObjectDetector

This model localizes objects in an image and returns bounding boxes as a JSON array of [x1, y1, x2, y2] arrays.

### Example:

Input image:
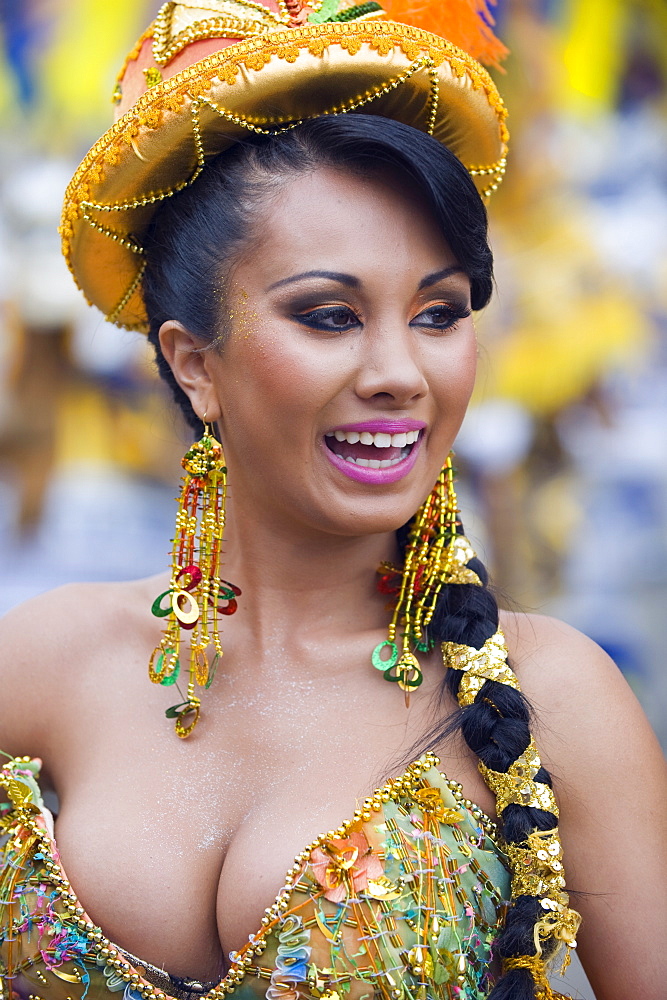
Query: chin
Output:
[[311, 495, 422, 539]]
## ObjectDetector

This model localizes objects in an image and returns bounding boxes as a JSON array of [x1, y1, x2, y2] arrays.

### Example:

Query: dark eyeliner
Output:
[[411, 302, 471, 330], [292, 305, 360, 332]]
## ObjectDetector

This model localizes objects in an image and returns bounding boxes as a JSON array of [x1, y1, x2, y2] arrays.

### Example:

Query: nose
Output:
[[354, 323, 428, 406]]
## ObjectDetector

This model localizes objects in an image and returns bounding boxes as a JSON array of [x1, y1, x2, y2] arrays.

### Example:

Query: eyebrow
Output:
[[418, 266, 466, 290], [267, 270, 360, 291], [266, 265, 466, 293]]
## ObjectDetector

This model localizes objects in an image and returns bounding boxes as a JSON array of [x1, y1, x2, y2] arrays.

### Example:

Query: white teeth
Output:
[[342, 454, 406, 469], [326, 428, 422, 447]]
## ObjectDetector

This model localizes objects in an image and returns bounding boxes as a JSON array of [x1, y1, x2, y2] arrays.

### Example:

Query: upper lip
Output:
[[325, 419, 426, 434]]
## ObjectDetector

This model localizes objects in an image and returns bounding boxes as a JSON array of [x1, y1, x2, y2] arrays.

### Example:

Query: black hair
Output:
[[142, 114, 493, 433], [142, 114, 558, 999]]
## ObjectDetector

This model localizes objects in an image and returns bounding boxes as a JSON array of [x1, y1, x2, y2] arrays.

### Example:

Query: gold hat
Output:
[[60, 0, 509, 332]]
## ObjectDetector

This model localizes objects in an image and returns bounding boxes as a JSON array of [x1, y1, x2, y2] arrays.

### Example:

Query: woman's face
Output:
[[200, 165, 478, 536]]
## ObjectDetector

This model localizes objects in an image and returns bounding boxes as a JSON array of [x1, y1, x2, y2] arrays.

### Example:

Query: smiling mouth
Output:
[[324, 428, 422, 468]]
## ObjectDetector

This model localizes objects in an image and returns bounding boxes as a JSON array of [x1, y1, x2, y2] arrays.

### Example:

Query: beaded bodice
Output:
[[0, 755, 510, 1000]]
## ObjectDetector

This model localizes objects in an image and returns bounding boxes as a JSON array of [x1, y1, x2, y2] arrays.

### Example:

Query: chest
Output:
[[50, 669, 497, 981], [2, 754, 509, 1000]]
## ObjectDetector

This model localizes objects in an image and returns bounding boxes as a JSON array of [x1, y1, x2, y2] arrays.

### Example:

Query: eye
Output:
[[411, 302, 471, 331], [293, 305, 360, 332]]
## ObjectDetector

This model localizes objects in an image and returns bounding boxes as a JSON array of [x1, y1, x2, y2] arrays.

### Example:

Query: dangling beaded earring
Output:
[[148, 419, 240, 738], [373, 454, 470, 707]]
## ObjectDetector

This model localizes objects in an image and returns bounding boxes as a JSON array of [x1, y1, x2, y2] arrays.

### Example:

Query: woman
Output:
[[1, 3, 666, 1000]]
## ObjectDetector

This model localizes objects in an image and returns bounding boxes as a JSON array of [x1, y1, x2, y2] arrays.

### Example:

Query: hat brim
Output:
[[61, 20, 508, 331]]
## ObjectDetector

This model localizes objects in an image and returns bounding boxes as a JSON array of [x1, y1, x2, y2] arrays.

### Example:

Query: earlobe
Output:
[[158, 320, 222, 422]]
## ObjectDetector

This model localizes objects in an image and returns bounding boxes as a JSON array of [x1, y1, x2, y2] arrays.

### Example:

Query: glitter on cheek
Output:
[[227, 285, 262, 344]]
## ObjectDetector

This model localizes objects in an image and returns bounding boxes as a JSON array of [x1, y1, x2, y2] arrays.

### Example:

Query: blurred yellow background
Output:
[[0, 1, 665, 734]]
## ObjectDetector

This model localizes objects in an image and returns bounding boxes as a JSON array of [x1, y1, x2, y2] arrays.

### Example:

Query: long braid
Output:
[[400, 526, 581, 999]]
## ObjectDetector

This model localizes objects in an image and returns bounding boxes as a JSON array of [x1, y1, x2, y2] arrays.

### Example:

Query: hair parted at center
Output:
[[141, 114, 563, 1000], [142, 114, 493, 434]]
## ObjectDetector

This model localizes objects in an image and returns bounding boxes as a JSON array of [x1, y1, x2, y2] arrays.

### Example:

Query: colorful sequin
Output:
[[1, 755, 510, 1000]]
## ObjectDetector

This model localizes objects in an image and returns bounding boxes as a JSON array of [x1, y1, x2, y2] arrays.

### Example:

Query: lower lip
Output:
[[322, 436, 423, 484]]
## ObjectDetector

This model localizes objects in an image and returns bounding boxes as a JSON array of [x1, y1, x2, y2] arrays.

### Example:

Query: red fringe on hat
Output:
[[381, 0, 508, 68]]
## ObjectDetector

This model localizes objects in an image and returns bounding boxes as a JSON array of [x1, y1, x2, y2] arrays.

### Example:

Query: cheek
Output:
[[461, 335, 479, 397], [217, 321, 344, 436], [432, 329, 478, 410]]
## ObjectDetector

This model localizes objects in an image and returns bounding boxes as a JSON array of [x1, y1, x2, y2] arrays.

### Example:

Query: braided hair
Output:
[[402, 527, 568, 998], [142, 114, 573, 998]]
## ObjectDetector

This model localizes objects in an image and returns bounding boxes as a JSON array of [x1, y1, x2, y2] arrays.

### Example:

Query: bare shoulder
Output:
[[500, 611, 667, 998], [498, 608, 664, 778], [499, 610, 630, 718], [0, 576, 159, 651], [500, 608, 611, 676], [0, 576, 163, 758]]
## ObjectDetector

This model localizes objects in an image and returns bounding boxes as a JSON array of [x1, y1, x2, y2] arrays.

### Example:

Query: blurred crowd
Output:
[[0, 0, 666, 749]]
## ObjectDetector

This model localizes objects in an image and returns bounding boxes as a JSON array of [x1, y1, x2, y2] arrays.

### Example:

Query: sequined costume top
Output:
[[0, 754, 510, 1000]]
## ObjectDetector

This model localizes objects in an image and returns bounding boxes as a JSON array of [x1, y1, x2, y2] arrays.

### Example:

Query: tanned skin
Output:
[[1, 167, 665, 999]]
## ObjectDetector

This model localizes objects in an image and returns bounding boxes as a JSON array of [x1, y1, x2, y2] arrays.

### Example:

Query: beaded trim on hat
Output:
[[149, 0, 386, 69]]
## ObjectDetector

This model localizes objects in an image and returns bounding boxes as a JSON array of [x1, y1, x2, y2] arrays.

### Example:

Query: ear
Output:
[[159, 320, 222, 422]]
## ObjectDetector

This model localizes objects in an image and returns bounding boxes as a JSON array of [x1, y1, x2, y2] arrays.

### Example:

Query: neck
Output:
[[220, 495, 400, 656]]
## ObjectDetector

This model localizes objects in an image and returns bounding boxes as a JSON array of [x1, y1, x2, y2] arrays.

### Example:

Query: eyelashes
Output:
[[293, 305, 359, 332], [413, 303, 471, 330], [292, 302, 471, 334]]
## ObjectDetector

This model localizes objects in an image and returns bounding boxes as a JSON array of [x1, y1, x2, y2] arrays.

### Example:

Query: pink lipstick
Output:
[[322, 420, 425, 484]]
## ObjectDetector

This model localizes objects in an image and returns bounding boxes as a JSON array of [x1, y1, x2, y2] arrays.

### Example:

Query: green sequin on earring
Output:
[[372, 640, 398, 671]]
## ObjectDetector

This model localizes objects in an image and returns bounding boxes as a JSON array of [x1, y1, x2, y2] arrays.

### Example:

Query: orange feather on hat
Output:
[[381, 0, 508, 68]]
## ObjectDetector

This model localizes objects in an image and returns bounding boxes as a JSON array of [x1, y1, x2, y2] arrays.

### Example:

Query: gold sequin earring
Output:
[[148, 418, 240, 737], [373, 454, 462, 706]]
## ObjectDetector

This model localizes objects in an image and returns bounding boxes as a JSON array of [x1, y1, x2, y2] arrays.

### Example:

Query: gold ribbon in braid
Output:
[[441, 560, 582, 988], [502, 954, 572, 999]]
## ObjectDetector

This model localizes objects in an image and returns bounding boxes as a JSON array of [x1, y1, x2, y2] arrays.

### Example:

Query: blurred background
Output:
[[0, 0, 666, 729], [0, 2, 665, 995]]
